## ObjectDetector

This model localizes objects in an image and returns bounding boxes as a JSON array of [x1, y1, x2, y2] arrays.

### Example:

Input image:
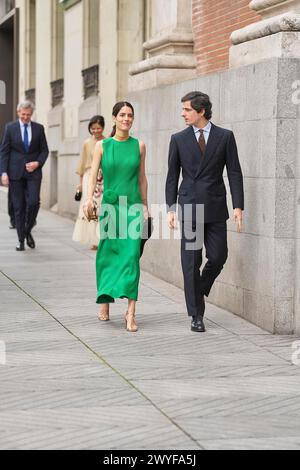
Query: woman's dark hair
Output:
[[181, 91, 212, 120], [110, 101, 134, 137], [88, 115, 105, 134]]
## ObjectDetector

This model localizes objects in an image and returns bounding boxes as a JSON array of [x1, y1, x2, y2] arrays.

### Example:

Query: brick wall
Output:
[[192, 0, 261, 75]]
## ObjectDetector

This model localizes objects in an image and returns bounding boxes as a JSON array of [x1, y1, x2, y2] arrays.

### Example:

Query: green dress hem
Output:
[[96, 293, 138, 304]]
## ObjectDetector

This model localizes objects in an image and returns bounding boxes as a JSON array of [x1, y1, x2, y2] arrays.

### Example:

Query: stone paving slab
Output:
[[1, 188, 300, 450], [199, 437, 300, 451], [157, 395, 300, 418]]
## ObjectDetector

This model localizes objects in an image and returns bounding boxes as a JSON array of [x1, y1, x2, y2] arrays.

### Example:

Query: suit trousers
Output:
[[8, 187, 15, 226], [180, 220, 228, 317], [10, 176, 41, 242]]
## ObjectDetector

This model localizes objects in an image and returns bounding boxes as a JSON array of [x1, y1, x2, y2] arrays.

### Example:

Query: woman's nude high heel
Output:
[[98, 308, 109, 321], [124, 311, 138, 332]]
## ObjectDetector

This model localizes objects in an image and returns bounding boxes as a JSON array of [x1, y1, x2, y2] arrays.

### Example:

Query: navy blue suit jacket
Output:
[[0, 120, 49, 180], [165, 124, 244, 223]]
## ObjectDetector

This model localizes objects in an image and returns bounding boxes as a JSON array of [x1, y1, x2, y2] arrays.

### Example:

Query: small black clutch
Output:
[[74, 189, 82, 201], [140, 216, 154, 257]]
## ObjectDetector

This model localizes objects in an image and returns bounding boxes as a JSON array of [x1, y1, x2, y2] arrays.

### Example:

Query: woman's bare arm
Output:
[[139, 141, 149, 217], [87, 141, 103, 200]]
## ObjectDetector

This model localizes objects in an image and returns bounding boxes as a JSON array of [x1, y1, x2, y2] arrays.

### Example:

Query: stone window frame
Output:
[[5, 0, 15, 14], [82, 64, 98, 100], [58, 0, 81, 10], [50, 78, 64, 107], [25, 87, 35, 105]]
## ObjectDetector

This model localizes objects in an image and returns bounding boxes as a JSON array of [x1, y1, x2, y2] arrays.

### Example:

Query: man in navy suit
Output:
[[0, 101, 49, 251], [165, 92, 244, 333]]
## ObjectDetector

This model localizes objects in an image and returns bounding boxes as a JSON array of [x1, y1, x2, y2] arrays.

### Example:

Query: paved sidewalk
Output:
[[1, 188, 300, 450]]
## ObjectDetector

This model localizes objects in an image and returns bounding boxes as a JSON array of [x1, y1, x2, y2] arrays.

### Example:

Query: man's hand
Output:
[[168, 211, 177, 230], [233, 208, 243, 233], [25, 161, 40, 173], [1, 174, 9, 187]]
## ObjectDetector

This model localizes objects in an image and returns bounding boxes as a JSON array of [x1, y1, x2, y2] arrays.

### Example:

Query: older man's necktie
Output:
[[23, 123, 29, 152], [198, 129, 206, 155]]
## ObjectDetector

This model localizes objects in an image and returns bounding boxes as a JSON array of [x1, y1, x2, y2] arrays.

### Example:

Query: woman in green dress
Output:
[[84, 102, 149, 332]]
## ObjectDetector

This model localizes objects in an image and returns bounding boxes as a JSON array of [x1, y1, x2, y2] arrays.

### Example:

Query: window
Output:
[[5, 0, 15, 14]]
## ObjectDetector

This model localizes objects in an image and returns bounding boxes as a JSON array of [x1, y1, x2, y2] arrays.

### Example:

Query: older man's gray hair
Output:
[[17, 100, 35, 111]]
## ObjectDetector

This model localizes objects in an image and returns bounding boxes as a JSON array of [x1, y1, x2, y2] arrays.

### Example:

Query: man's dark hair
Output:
[[181, 91, 212, 120]]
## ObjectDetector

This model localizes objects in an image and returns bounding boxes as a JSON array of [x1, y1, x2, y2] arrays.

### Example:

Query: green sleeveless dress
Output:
[[96, 137, 143, 304]]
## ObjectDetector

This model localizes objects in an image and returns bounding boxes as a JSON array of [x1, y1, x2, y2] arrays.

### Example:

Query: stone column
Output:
[[118, 0, 144, 100], [35, 0, 51, 124], [99, 0, 118, 121], [35, 0, 52, 208], [128, 0, 196, 91], [230, 0, 300, 67]]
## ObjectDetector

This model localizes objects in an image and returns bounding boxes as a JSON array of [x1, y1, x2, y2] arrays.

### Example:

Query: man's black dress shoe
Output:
[[26, 233, 35, 249], [9, 223, 16, 229], [16, 242, 25, 251], [191, 316, 206, 333]]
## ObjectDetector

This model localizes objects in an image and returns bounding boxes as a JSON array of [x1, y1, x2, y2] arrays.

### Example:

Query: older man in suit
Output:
[[0, 101, 48, 251], [165, 91, 244, 333]]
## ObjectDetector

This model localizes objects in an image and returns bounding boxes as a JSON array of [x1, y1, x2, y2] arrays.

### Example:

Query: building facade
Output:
[[1, 0, 300, 334]]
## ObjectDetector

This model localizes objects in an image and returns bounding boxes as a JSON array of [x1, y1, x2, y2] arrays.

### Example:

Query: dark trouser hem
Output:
[[186, 297, 205, 318], [187, 310, 205, 318]]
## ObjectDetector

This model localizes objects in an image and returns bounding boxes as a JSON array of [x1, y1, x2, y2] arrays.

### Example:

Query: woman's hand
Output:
[[143, 204, 150, 220], [83, 198, 93, 219]]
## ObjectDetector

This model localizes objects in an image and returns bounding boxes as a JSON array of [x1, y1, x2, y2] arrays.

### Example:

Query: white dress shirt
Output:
[[19, 119, 32, 145], [192, 121, 212, 144]]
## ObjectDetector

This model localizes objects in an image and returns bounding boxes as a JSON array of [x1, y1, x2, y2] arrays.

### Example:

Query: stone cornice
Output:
[[143, 32, 195, 52], [249, 0, 293, 11], [129, 54, 196, 75], [231, 12, 300, 44]]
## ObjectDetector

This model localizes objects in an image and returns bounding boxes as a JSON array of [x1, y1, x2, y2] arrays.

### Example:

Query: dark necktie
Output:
[[198, 129, 206, 155], [24, 123, 29, 152]]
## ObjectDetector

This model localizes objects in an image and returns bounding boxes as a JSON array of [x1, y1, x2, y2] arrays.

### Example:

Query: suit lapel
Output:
[[14, 120, 29, 153], [185, 126, 202, 165], [196, 123, 223, 177], [28, 121, 35, 152], [14, 121, 23, 148]]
